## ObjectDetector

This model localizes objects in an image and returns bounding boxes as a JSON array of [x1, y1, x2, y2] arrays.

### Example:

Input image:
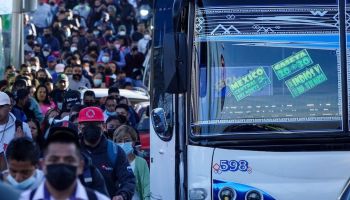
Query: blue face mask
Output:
[[106, 111, 117, 117], [7, 173, 36, 190], [117, 142, 134, 155]]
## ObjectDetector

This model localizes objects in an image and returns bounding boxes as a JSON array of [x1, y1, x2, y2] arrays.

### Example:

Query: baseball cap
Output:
[[43, 44, 51, 51], [47, 55, 56, 62], [0, 92, 11, 106], [48, 120, 79, 138], [62, 90, 81, 112], [78, 106, 104, 123], [57, 73, 68, 82], [45, 120, 80, 147]]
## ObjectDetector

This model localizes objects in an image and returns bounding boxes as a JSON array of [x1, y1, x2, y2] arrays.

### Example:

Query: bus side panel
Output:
[[212, 149, 350, 200], [188, 145, 214, 200], [150, 127, 176, 199]]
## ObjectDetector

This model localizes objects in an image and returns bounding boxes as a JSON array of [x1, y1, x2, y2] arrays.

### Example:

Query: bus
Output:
[[149, 0, 350, 200]]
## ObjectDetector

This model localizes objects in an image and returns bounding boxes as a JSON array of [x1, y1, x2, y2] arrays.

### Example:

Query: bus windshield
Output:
[[191, 1, 345, 136]]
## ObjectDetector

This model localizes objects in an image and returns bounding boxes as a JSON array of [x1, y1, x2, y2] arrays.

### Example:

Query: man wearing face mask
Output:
[[40, 28, 60, 52], [78, 107, 136, 200], [68, 65, 92, 90], [98, 37, 126, 69], [103, 96, 117, 122], [83, 91, 96, 107], [2, 137, 44, 191], [51, 74, 70, 110], [20, 125, 109, 200]]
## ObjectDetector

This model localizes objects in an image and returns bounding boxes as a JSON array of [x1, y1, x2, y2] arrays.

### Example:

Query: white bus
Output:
[[150, 0, 350, 200]]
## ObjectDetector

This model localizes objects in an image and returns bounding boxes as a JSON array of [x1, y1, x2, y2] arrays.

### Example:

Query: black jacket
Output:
[[80, 136, 136, 199]]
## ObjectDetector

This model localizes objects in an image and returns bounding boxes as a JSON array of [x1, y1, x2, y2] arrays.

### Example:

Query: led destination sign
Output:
[[272, 49, 313, 80], [229, 67, 271, 101], [285, 64, 327, 97]]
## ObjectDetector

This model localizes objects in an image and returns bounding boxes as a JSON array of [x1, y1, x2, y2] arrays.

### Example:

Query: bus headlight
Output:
[[189, 188, 207, 200], [245, 190, 263, 200], [219, 187, 236, 200]]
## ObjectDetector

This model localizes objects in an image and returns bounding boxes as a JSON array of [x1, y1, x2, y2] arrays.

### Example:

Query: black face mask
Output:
[[46, 164, 77, 191], [38, 77, 47, 84], [107, 128, 116, 139], [84, 128, 102, 144], [73, 74, 82, 80], [84, 102, 95, 107], [44, 33, 51, 38]]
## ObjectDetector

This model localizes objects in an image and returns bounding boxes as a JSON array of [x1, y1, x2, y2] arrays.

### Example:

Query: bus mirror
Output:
[[163, 33, 188, 94], [151, 108, 170, 140]]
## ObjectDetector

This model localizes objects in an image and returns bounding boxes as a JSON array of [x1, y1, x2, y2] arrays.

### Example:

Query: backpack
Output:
[[29, 186, 98, 200], [107, 140, 118, 166]]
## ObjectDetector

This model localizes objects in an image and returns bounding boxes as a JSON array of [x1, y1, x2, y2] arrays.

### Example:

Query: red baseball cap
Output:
[[78, 106, 104, 123]]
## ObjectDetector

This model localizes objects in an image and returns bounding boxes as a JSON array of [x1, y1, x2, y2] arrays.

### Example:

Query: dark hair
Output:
[[108, 87, 120, 95], [27, 118, 45, 150], [84, 90, 96, 98], [5, 137, 40, 165], [105, 95, 117, 103], [34, 85, 51, 105], [106, 114, 127, 124], [115, 103, 129, 112], [20, 63, 30, 70], [44, 129, 81, 157]]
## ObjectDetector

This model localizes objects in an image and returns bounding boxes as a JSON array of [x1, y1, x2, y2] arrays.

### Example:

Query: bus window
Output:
[[191, 1, 344, 135]]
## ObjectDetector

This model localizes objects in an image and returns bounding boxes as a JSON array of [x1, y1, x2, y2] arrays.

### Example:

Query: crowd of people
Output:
[[0, 0, 152, 199]]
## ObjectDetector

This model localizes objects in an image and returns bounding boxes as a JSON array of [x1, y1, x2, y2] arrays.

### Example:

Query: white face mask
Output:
[[70, 47, 77, 52], [7, 173, 36, 190], [144, 34, 151, 40], [31, 66, 37, 71], [43, 51, 50, 57], [93, 31, 99, 37], [93, 79, 102, 87], [102, 56, 110, 63]]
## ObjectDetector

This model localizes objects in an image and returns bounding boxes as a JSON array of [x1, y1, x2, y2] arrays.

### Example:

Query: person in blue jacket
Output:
[[78, 106, 135, 200]]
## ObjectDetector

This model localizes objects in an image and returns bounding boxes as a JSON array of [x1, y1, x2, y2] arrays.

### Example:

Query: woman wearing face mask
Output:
[[113, 125, 150, 200], [93, 72, 105, 88]]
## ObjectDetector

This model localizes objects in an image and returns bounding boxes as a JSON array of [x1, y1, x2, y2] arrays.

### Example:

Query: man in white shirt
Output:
[[20, 127, 109, 200]]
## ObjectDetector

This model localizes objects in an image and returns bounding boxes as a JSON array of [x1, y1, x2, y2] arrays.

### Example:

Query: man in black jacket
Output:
[[78, 106, 135, 200]]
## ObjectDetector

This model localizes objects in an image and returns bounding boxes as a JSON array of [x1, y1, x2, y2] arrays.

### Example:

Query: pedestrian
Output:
[[2, 137, 44, 191], [0, 92, 32, 171], [20, 124, 109, 200], [103, 95, 118, 121], [78, 106, 136, 199], [114, 125, 150, 200], [47, 120, 110, 196], [106, 115, 127, 140]]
